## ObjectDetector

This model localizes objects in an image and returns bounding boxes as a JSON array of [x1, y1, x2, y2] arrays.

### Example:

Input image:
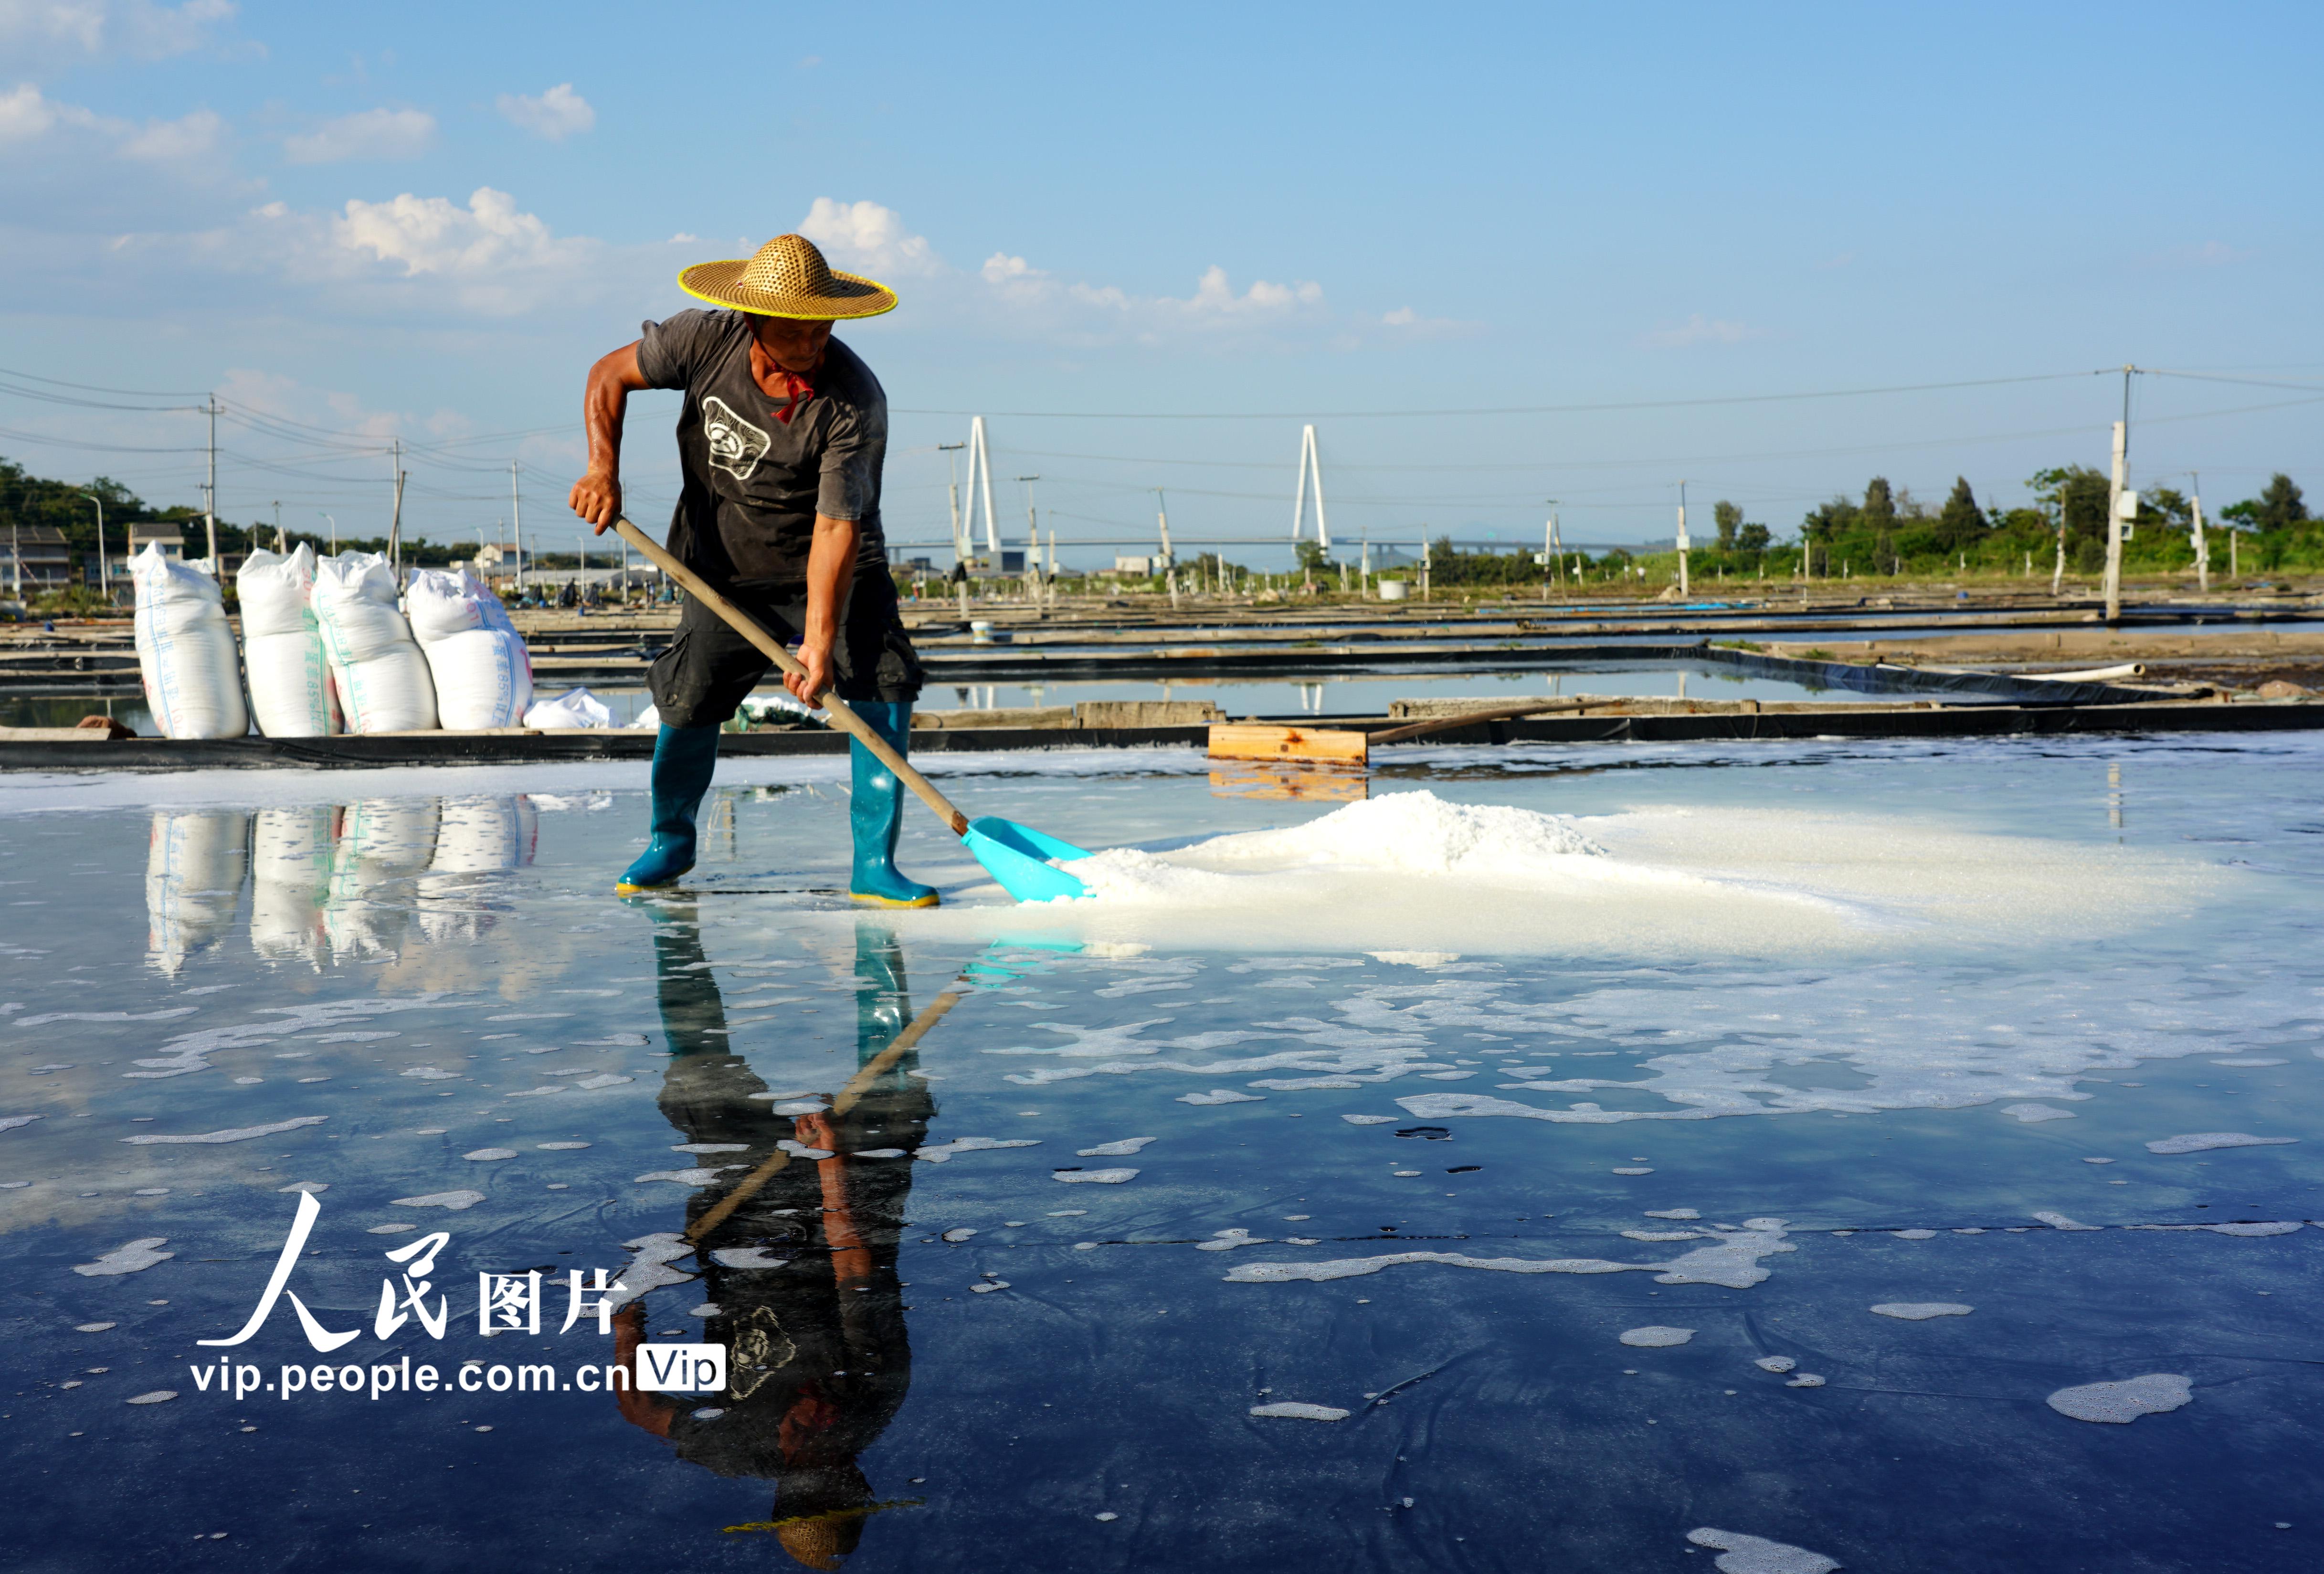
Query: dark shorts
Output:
[[647, 573, 923, 728]]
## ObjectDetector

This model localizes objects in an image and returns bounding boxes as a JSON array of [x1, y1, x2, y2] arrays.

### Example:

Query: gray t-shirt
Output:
[[635, 309, 887, 589]]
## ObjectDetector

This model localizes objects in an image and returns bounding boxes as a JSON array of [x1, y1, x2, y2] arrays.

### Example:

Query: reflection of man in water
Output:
[[615, 906, 932, 1569]]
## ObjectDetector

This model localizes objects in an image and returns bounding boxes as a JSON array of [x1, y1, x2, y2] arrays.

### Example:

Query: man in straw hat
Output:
[[570, 233, 938, 905]]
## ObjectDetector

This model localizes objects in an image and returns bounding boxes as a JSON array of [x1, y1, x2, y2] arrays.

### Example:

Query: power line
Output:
[[894, 370, 2100, 421]]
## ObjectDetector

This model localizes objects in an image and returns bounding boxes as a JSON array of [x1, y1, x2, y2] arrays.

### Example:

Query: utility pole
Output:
[[1014, 476, 1040, 602], [2103, 365, 2139, 624], [202, 394, 219, 578], [80, 492, 107, 600], [1153, 488, 1175, 573], [2189, 472, 2209, 595], [271, 500, 282, 552], [388, 439, 405, 581], [1543, 502, 1562, 599], [321, 513, 337, 555], [1674, 481, 1691, 598], [510, 461, 524, 598]]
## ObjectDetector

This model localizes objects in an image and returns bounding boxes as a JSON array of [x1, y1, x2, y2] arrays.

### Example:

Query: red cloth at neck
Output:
[[768, 368, 815, 425]]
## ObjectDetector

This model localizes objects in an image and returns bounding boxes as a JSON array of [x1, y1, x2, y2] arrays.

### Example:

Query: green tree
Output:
[[1736, 522, 1771, 553], [1933, 477, 1986, 554], [1712, 500, 1742, 551], [2143, 486, 2192, 527], [2028, 466, 2111, 560], [1861, 477, 1898, 529], [2247, 473, 2308, 532]]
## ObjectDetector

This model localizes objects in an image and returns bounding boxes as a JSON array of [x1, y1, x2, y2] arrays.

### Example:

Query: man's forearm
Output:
[[571, 343, 645, 531], [583, 355, 632, 478], [802, 514, 860, 653]]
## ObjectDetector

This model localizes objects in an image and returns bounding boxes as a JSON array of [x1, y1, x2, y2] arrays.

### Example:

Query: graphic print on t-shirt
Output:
[[700, 395, 772, 484]]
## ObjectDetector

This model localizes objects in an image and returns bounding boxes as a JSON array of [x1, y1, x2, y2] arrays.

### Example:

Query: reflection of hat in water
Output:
[[775, 1514, 859, 1570], [677, 234, 897, 321]]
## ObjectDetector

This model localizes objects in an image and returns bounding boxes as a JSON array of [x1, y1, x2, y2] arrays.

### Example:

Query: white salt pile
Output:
[[1870, 1303, 1973, 1319], [915, 792, 2223, 959], [1249, 1402, 1349, 1422]]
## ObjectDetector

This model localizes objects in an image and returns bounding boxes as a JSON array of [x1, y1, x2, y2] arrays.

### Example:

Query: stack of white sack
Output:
[[235, 545, 338, 737], [131, 543, 248, 739], [404, 568, 532, 729], [523, 686, 614, 729], [312, 552, 437, 734]]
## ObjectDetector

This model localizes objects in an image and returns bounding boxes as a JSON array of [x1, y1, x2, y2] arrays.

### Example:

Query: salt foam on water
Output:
[[1619, 1326, 1695, 1347], [2047, 1373, 2193, 1424], [2144, 1132, 2297, 1155], [1685, 1527, 1841, 1574]]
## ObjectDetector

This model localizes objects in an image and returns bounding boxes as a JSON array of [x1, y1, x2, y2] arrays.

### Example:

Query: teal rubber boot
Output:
[[848, 701, 939, 908], [617, 724, 721, 893]]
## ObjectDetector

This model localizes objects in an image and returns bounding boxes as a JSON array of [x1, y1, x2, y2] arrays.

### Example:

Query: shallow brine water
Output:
[[2, 734, 2318, 1572]]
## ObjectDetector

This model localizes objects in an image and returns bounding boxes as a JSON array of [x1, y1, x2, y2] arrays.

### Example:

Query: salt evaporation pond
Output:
[[2, 733, 2318, 1571]]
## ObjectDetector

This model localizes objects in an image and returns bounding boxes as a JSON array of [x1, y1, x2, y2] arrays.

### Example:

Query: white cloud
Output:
[[120, 106, 220, 160], [328, 186, 587, 282], [1380, 304, 1478, 339], [0, 81, 63, 141], [496, 83, 593, 141], [217, 366, 405, 440], [1644, 313, 1767, 349], [799, 197, 943, 277], [0, 82, 220, 164], [981, 251, 1040, 285], [0, 0, 236, 63], [979, 250, 1324, 340], [2149, 238, 2251, 267], [284, 107, 434, 165], [1182, 264, 1323, 317]]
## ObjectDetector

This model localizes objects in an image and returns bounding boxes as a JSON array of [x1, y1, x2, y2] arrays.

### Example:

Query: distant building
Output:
[[1111, 554, 1154, 575], [126, 527, 184, 561], [473, 542, 522, 572], [5, 524, 72, 587]]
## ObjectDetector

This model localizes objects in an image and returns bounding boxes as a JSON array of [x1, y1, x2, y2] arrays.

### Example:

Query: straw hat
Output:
[[678, 234, 897, 321]]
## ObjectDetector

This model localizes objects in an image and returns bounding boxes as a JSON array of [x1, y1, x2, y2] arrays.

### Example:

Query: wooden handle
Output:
[[613, 517, 970, 837], [1365, 697, 1589, 746]]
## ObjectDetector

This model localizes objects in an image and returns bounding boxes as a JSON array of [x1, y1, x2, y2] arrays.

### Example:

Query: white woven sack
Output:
[[236, 545, 338, 737], [132, 543, 248, 739], [524, 686, 613, 729], [312, 552, 437, 734], [405, 568, 531, 729]]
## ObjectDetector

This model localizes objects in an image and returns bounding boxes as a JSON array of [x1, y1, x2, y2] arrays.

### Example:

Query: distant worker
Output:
[[568, 233, 936, 906]]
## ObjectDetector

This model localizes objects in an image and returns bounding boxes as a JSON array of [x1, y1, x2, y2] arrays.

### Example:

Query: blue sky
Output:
[[3, 0, 2318, 565]]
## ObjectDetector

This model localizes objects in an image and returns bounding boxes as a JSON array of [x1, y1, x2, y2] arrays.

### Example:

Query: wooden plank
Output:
[[0, 726, 112, 743], [1206, 723, 1369, 764]]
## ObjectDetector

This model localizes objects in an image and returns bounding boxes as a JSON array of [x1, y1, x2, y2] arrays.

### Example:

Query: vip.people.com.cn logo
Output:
[[183, 1192, 724, 1401]]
